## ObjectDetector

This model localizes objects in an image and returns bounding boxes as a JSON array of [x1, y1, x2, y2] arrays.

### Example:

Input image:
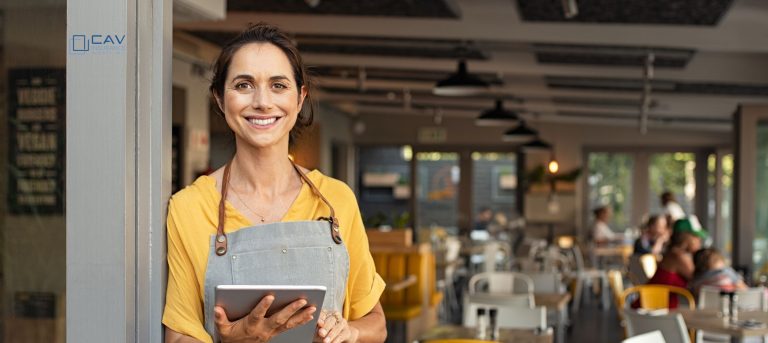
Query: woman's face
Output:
[[217, 43, 306, 150]]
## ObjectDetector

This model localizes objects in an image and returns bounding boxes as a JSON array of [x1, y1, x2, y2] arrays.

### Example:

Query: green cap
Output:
[[673, 216, 708, 239]]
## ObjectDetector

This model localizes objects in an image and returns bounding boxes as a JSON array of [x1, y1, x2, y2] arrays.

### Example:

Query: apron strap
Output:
[[214, 159, 343, 256], [290, 161, 343, 244], [214, 161, 232, 256]]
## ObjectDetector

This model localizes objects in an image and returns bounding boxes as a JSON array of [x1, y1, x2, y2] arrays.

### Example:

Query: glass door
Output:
[[648, 152, 696, 218], [586, 152, 634, 233], [415, 152, 460, 241]]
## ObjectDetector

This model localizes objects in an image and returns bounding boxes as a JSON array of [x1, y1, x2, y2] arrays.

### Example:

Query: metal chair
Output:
[[468, 271, 534, 295], [624, 310, 691, 343], [623, 330, 667, 343]]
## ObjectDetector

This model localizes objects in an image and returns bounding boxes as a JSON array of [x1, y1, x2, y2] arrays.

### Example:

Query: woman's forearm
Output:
[[348, 303, 386, 343], [165, 327, 204, 343]]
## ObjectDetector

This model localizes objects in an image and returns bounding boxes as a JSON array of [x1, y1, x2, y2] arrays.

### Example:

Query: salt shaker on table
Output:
[[476, 307, 487, 339]]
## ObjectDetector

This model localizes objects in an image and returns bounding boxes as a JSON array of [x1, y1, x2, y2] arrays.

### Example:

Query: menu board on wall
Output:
[[7, 68, 66, 215]]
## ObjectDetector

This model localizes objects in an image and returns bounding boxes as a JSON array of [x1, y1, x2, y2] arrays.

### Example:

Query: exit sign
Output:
[[417, 127, 447, 143]]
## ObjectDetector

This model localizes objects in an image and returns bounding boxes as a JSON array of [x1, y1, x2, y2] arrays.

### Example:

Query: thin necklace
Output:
[[228, 180, 266, 223]]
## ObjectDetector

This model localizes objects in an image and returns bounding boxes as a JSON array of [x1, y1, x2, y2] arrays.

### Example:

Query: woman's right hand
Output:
[[214, 295, 317, 343]]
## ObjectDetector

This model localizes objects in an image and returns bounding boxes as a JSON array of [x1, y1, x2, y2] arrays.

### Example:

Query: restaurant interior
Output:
[[165, 0, 768, 342]]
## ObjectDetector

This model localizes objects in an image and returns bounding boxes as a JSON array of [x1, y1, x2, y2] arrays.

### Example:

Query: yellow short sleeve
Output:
[[162, 200, 213, 343]]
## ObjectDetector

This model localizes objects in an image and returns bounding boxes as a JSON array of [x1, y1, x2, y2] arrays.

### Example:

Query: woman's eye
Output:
[[273, 83, 288, 90], [235, 82, 252, 89]]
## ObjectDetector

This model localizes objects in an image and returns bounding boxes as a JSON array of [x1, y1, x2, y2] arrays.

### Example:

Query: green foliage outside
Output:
[[588, 153, 633, 230], [648, 153, 695, 215]]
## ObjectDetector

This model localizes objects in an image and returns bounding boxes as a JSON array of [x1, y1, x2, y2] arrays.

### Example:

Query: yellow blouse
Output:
[[162, 170, 385, 343]]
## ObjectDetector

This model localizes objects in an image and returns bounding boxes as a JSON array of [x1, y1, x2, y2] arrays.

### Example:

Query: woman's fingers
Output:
[[317, 312, 338, 337], [324, 317, 345, 343], [247, 294, 275, 325], [269, 298, 308, 328], [282, 306, 316, 330]]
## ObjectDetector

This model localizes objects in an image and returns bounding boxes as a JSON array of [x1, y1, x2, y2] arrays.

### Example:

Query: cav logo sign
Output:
[[70, 33, 126, 54]]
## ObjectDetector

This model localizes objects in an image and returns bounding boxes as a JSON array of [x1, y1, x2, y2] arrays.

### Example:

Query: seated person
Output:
[[646, 230, 702, 308], [471, 207, 494, 240], [690, 248, 747, 297], [591, 206, 622, 245], [633, 215, 670, 256]]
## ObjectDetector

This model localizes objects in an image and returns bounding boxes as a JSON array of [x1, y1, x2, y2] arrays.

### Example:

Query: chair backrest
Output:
[[623, 310, 690, 343], [526, 272, 565, 294], [607, 269, 625, 312], [424, 339, 502, 343], [463, 301, 547, 330], [639, 254, 658, 278], [622, 330, 666, 343], [628, 255, 649, 285], [698, 286, 767, 311], [621, 285, 695, 310], [468, 272, 534, 295]]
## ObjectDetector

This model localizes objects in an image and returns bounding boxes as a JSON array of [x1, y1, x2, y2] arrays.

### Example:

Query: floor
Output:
[[567, 293, 625, 342]]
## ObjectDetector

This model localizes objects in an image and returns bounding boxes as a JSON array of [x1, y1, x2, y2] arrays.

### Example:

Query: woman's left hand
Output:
[[314, 310, 359, 343]]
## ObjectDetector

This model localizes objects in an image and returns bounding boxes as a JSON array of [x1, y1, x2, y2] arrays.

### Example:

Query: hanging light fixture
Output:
[[433, 60, 489, 96], [520, 137, 552, 152], [548, 155, 560, 174], [502, 121, 538, 142], [476, 99, 519, 126]]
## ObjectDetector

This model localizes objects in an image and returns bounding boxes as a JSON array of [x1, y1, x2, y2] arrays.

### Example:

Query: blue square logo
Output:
[[72, 35, 89, 52]]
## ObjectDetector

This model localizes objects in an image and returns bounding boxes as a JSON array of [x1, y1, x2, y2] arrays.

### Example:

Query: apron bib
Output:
[[202, 161, 349, 342]]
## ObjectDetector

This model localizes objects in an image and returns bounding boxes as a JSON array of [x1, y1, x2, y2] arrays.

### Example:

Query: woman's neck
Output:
[[230, 140, 298, 198]]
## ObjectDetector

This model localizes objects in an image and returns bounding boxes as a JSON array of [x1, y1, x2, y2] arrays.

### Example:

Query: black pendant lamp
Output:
[[502, 121, 538, 142], [520, 137, 552, 152], [433, 60, 489, 96], [476, 99, 519, 126]]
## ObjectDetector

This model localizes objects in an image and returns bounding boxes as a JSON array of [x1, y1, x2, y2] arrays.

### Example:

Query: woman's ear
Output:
[[297, 85, 307, 110], [213, 92, 225, 115]]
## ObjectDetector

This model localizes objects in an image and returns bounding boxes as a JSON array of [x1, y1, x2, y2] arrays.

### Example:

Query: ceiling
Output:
[[174, 0, 768, 132]]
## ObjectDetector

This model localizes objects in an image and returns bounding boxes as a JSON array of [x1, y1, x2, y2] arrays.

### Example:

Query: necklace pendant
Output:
[[260, 218, 265, 223]]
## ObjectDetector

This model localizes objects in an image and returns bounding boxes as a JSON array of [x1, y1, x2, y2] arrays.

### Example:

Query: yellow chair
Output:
[[424, 340, 501, 343], [607, 270, 624, 312], [620, 284, 695, 310], [371, 243, 443, 342]]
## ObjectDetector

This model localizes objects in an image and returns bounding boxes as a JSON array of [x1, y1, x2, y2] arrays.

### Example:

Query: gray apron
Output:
[[202, 161, 350, 342]]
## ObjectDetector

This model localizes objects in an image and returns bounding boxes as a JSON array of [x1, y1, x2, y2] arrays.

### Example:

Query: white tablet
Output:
[[214, 285, 326, 343]]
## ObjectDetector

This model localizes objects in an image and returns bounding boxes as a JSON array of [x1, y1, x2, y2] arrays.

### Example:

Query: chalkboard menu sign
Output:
[[7, 68, 65, 215]]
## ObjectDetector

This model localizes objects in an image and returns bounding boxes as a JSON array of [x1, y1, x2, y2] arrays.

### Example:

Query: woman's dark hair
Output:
[[645, 215, 661, 230], [209, 23, 314, 143], [593, 206, 607, 218]]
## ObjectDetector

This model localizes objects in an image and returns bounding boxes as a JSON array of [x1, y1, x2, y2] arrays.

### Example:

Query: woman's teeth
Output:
[[248, 117, 277, 125]]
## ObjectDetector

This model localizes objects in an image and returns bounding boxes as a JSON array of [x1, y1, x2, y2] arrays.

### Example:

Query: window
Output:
[[587, 152, 634, 232]]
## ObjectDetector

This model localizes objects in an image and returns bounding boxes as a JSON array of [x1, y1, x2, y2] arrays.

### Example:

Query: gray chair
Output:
[[624, 309, 691, 343], [623, 330, 667, 343]]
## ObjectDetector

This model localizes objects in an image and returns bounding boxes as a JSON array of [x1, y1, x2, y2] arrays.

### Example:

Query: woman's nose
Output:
[[250, 87, 273, 110]]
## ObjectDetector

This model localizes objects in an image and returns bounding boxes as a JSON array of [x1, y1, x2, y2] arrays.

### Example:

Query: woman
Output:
[[591, 206, 619, 244], [633, 215, 669, 256], [163, 23, 386, 343], [646, 230, 701, 308]]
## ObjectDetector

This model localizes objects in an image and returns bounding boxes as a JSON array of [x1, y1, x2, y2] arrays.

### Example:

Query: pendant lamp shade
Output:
[[502, 121, 538, 142], [520, 137, 552, 152], [476, 99, 519, 126], [433, 60, 489, 96]]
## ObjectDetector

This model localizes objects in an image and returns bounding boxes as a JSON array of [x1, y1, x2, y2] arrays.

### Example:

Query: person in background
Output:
[[633, 215, 670, 255], [646, 230, 702, 308], [591, 206, 621, 245], [690, 248, 747, 297], [473, 207, 494, 232], [661, 191, 686, 226]]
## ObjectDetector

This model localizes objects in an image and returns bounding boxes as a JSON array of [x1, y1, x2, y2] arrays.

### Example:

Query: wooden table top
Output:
[[534, 293, 572, 311], [675, 309, 768, 337], [419, 325, 553, 343]]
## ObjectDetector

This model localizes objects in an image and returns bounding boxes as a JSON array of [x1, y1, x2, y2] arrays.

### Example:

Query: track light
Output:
[[562, 0, 578, 19], [502, 121, 538, 142], [476, 99, 519, 126], [433, 60, 489, 96]]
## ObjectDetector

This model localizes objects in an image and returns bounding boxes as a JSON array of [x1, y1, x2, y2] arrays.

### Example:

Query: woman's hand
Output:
[[314, 310, 359, 343], [214, 295, 316, 343]]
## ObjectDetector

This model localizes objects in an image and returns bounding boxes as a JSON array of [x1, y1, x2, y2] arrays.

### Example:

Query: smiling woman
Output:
[[162, 23, 386, 343]]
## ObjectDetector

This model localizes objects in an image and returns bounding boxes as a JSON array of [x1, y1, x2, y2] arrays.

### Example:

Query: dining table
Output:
[[675, 308, 768, 343], [467, 292, 571, 343], [418, 324, 553, 343]]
